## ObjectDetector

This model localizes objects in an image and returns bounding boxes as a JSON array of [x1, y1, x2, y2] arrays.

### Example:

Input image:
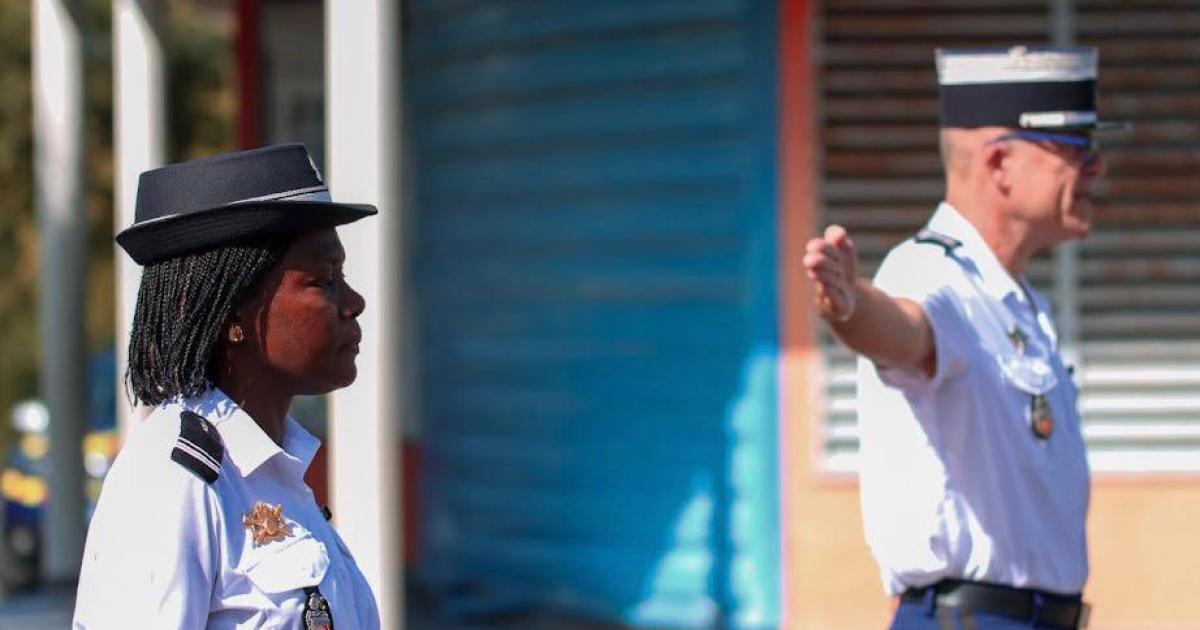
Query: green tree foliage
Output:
[[0, 0, 234, 448], [166, 1, 236, 163], [0, 0, 38, 446]]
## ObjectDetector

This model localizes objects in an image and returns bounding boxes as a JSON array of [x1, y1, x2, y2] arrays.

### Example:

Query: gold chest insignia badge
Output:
[[243, 501, 292, 546]]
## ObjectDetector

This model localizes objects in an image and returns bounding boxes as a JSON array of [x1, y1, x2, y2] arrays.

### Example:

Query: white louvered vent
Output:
[[1074, 2, 1200, 471]]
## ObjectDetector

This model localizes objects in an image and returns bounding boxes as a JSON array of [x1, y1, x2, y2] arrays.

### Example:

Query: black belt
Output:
[[901, 580, 1090, 629]]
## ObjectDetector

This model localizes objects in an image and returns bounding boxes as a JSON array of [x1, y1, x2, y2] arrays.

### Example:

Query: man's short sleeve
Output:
[[870, 242, 971, 397]]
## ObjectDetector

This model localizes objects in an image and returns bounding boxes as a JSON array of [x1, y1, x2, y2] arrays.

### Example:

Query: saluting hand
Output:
[[803, 224, 860, 323]]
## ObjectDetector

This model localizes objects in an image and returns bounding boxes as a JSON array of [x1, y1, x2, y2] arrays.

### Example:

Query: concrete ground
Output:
[[0, 584, 635, 629], [0, 583, 74, 630]]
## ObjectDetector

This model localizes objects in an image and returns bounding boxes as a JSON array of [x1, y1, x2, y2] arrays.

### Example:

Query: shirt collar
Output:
[[927, 201, 1027, 304], [184, 388, 321, 479]]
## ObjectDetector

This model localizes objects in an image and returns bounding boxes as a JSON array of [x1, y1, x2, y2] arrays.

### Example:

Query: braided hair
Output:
[[127, 238, 290, 406]]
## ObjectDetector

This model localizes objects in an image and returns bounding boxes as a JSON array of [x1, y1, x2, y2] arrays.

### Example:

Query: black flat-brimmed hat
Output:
[[936, 46, 1127, 131], [116, 143, 377, 265]]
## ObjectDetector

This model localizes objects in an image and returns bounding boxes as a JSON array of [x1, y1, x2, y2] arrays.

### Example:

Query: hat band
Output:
[[1019, 111, 1097, 129], [230, 185, 331, 204], [939, 79, 1096, 128]]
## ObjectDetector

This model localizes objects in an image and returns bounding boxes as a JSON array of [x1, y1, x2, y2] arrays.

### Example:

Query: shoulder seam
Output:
[[913, 228, 963, 255]]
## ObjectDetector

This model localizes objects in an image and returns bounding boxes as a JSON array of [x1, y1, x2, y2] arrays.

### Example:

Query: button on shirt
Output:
[[73, 388, 380, 629], [856, 202, 1090, 596]]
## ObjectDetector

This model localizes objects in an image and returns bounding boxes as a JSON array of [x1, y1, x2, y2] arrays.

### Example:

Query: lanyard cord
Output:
[[943, 250, 1059, 394]]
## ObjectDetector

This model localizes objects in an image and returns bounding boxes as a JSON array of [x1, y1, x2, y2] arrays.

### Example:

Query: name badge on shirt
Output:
[[1031, 394, 1054, 440], [303, 587, 334, 630]]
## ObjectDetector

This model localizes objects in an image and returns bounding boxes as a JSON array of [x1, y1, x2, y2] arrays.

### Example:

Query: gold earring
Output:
[[228, 325, 245, 344]]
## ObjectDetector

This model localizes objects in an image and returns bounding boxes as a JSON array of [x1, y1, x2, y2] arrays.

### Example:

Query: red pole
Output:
[[235, 0, 260, 149], [778, 0, 818, 627]]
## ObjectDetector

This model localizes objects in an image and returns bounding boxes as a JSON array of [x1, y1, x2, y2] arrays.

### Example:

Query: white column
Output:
[[32, 0, 87, 581], [326, 0, 405, 627], [113, 0, 165, 436]]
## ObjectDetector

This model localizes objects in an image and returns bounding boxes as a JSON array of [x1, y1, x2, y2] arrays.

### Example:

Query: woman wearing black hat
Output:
[[73, 145, 380, 629]]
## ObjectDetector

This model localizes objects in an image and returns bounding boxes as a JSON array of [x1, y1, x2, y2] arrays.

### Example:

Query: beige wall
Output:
[[1086, 480, 1200, 630], [780, 352, 1200, 630]]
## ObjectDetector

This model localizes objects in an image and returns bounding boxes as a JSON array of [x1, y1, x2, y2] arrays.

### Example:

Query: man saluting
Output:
[[804, 47, 1122, 630]]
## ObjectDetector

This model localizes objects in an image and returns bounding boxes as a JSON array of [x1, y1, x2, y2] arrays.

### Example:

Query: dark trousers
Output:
[[890, 596, 1073, 630]]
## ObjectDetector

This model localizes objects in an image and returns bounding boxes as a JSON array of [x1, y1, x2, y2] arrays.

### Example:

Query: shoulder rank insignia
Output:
[[170, 410, 224, 484], [914, 228, 963, 255]]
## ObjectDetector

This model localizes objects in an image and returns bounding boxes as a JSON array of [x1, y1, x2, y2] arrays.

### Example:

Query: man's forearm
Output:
[[827, 278, 935, 374]]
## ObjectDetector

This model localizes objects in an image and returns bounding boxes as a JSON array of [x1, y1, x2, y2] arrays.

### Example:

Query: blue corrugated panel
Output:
[[407, 1, 779, 627]]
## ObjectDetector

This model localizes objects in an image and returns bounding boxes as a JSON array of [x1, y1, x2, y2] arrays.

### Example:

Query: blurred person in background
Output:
[[804, 47, 1120, 629], [73, 144, 380, 629], [1, 400, 50, 589], [0, 349, 116, 591]]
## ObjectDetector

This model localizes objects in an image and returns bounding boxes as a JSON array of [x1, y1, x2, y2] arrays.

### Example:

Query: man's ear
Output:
[[984, 141, 1010, 194]]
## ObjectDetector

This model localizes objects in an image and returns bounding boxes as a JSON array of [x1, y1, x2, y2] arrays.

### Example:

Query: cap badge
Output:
[[243, 501, 292, 546]]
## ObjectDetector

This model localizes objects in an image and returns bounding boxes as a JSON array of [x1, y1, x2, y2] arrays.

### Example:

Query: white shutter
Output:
[[817, 0, 1200, 473], [1075, 1, 1200, 472]]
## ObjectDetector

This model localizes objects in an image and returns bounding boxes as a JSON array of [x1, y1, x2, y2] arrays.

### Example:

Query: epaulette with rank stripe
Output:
[[170, 410, 224, 484], [914, 228, 962, 255]]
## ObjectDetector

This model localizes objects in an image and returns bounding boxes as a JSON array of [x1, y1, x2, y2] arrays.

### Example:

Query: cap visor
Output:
[[1093, 120, 1130, 132]]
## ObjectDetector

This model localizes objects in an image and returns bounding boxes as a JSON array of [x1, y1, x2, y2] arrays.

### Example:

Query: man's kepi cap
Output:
[[116, 144, 376, 265], [936, 46, 1126, 131]]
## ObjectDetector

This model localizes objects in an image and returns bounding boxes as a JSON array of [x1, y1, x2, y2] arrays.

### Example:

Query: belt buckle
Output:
[[1075, 602, 1091, 629], [1035, 595, 1090, 630]]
